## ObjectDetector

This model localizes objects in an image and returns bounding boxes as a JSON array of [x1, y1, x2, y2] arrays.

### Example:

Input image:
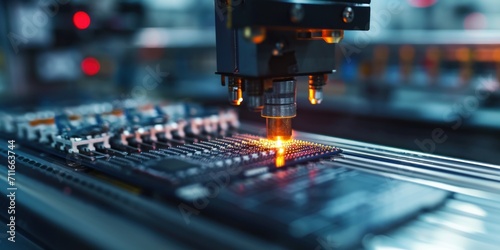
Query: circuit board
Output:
[[0, 100, 341, 190], [3, 99, 499, 249]]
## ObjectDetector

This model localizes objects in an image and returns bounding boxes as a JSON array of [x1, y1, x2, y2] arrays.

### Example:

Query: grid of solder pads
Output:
[[0, 101, 342, 189]]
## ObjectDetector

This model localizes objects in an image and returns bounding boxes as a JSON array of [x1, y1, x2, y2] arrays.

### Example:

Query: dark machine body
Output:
[[1, 1, 500, 250], [214, 0, 371, 140]]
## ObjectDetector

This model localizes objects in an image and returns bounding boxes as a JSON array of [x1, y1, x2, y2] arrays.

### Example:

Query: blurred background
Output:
[[1, 0, 499, 164]]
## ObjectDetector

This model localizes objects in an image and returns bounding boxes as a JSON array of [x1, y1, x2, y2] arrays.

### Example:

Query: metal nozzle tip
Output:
[[309, 88, 323, 105], [228, 87, 243, 106], [266, 118, 292, 141], [231, 98, 243, 106]]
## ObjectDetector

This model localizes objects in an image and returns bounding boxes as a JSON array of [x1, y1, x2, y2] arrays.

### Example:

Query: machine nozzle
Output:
[[266, 118, 292, 141], [309, 87, 324, 105], [308, 74, 327, 105], [246, 79, 264, 112], [262, 79, 296, 140], [228, 77, 243, 106]]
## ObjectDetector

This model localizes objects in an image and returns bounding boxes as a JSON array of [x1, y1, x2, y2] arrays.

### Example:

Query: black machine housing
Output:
[[214, 0, 371, 79]]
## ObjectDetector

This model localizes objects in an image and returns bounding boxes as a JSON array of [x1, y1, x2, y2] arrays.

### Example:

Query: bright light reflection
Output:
[[453, 202, 487, 217], [275, 138, 285, 167], [248, 137, 293, 168]]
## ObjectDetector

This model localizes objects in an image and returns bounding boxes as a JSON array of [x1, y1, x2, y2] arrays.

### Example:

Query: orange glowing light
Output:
[[260, 137, 287, 167], [456, 47, 471, 62], [275, 143, 285, 168], [474, 49, 492, 62], [275, 154, 285, 168], [29, 118, 55, 126], [493, 49, 500, 62], [322, 37, 335, 44], [309, 89, 318, 105], [276, 138, 283, 148]]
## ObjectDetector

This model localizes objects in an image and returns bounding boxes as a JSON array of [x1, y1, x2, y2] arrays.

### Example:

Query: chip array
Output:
[[0, 100, 341, 187]]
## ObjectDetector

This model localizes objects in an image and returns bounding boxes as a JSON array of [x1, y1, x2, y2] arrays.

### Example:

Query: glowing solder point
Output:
[[274, 137, 286, 167], [276, 137, 283, 147], [278, 147, 285, 154]]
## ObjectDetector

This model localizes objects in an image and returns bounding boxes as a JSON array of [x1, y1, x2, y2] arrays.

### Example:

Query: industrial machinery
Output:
[[1, 100, 500, 249], [214, 0, 370, 140], [2, 0, 500, 250]]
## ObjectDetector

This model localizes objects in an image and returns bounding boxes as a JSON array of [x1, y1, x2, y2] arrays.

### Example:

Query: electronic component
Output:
[[133, 134, 342, 187], [0, 100, 341, 190]]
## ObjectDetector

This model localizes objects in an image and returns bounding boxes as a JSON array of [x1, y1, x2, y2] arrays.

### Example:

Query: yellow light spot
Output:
[[236, 97, 243, 106], [275, 143, 285, 168], [309, 89, 318, 105], [275, 154, 285, 168], [276, 138, 283, 148]]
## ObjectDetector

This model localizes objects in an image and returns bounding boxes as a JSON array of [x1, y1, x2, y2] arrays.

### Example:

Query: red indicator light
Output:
[[73, 11, 91, 30], [408, 0, 437, 8], [81, 57, 100, 76]]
